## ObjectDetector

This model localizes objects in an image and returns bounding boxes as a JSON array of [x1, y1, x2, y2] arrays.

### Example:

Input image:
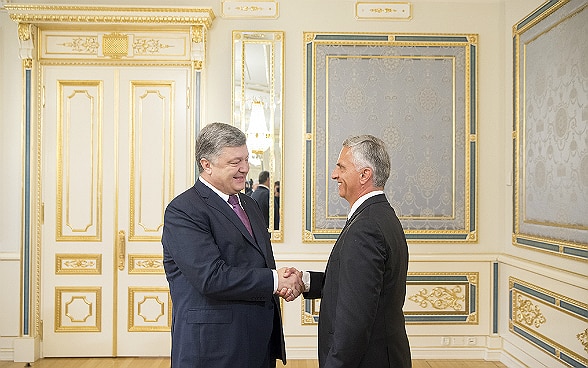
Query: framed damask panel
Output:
[[513, 0, 588, 259], [303, 32, 478, 242]]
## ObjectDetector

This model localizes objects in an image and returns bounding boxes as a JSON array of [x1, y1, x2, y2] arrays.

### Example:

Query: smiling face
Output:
[[331, 146, 363, 206], [200, 145, 250, 195]]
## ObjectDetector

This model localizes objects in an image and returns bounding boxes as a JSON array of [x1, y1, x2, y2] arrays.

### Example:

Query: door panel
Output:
[[116, 69, 189, 355], [42, 66, 191, 356]]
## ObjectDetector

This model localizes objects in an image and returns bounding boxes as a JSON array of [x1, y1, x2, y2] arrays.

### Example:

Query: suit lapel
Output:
[[194, 181, 264, 254], [326, 194, 387, 272]]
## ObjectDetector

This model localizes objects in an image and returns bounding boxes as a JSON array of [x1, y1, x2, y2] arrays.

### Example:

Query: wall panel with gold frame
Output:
[[509, 277, 588, 367], [512, 0, 588, 260], [303, 32, 478, 242], [301, 272, 479, 325]]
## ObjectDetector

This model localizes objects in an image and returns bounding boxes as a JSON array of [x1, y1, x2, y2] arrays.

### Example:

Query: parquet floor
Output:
[[0, 357, 508, 368]]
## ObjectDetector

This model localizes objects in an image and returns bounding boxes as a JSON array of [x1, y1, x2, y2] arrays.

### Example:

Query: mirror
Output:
[[232, 30, 284, 241]]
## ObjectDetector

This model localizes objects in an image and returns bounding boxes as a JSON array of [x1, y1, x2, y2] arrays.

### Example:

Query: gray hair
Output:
[[342, 135, 390, 188], [196, 122, 247, 173]]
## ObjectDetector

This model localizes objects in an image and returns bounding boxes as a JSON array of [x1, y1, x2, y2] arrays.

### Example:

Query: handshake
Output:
[[275, 267, 305, 302]]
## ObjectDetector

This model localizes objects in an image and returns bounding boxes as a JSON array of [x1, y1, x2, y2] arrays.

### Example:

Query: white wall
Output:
[[0, 8, 23, 255], [0, 6, 25, 360], [2, 1, 585, 367]]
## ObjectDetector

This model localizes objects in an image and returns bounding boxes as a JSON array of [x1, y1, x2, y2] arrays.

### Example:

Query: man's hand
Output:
[[276, 267, 304, 302]]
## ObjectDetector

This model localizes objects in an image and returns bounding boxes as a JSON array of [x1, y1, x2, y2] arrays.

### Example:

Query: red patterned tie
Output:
[[228, 194, 253, 236]]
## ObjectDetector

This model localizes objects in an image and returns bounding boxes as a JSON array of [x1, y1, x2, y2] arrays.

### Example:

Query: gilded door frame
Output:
[[5, 4, 215, 358]]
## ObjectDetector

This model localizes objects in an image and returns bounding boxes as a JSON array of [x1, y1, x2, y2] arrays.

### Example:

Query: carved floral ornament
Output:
[[409, 286, 465, 311], [513, 293, 547, 328], [578, 329, 588, 354]]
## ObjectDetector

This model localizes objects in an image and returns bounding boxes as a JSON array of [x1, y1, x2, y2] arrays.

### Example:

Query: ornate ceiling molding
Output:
[[4, 4, 215, 29]]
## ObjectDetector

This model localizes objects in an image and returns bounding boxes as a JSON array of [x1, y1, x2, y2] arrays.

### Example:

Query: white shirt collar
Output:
[[348, 190, 384, 220], [199, 176, 235, 207]]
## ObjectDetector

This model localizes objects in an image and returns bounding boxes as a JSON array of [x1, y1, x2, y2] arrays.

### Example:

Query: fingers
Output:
[[278, 266, 300, 278], [276, 267, 304, 302]]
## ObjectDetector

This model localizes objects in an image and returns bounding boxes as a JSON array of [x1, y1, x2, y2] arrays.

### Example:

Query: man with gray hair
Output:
[[298, 134, 412, 367]]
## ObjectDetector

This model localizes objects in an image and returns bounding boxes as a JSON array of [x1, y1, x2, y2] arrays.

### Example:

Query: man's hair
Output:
[[343, 135, 391, 188], [258, 170, 270, 185], [195, 122, 246, 173]]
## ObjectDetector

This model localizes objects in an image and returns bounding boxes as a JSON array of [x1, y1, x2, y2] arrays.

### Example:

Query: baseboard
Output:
[[410, 347, 492, 360], [285, 347, 318, 360], [286, 346, 506, 362], [13, 336, 40, 363]]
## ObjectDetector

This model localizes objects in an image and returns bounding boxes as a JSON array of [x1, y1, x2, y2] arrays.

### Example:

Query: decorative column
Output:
[[13, 21, 41, 362]]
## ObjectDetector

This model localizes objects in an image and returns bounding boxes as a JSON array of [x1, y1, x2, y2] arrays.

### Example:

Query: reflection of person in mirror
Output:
[[245, 178, 254, 196], [273, 181, 280, 230], [294, 134, 412, 368], [161, 123, 304, 368], [251, 170, 270, 228]]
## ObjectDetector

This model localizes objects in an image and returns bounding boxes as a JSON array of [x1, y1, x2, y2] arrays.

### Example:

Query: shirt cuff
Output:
[[272, 269, 278, 294], [302, 271, 311, 292]]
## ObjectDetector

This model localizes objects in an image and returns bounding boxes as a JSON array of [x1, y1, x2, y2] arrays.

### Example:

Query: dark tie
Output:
[[228, 194, 253, 236]]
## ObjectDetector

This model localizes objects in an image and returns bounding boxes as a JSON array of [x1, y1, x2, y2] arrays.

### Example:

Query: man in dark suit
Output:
[[251, 170, 271, 228], [162, 122, 304, 368], [273, 181, 280, 230], [301, 134, 412, 368]]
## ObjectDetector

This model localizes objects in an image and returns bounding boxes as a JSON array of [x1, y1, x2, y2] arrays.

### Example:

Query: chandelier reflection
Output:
[[246, 99, 272, 156]]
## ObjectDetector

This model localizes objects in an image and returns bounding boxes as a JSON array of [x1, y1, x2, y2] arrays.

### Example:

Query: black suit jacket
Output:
[[304, 194, 411, 368], [162, 179, 286, 367], [251, 185, 270, 228]]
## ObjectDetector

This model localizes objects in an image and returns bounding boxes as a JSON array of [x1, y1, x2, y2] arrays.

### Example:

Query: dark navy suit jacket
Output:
[[162, 179, 285, 367]]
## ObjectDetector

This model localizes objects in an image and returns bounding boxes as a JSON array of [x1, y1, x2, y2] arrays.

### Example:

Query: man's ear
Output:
[[359, 168, 373, 184], [200, 158, 212, 174]]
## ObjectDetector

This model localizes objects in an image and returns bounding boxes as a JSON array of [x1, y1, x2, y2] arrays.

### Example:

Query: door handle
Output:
[[117, 230, 126, 271]]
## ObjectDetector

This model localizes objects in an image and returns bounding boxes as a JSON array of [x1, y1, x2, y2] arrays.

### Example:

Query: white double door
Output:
[[41, 65, 192, 356]]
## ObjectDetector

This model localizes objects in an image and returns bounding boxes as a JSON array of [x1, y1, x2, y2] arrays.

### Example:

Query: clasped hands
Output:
[[276, 267, 304, 302]]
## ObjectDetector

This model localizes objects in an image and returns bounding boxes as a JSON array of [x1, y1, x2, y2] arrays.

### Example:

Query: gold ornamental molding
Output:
[[55, 287, 102, 332], [221, 1, 278, 18], [513, 293, 546, 328], [6, 5, 214, 65], [102, 33, 128, 58], [301, 296, 320, 325], [5, 5, 215, 28], [355, 2, 412, 20], [578, 329, 588, 354], [55, 254, 102, 274]]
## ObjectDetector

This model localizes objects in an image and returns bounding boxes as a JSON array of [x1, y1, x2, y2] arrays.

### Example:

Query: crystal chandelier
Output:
[[246, 99, 271, 155]]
